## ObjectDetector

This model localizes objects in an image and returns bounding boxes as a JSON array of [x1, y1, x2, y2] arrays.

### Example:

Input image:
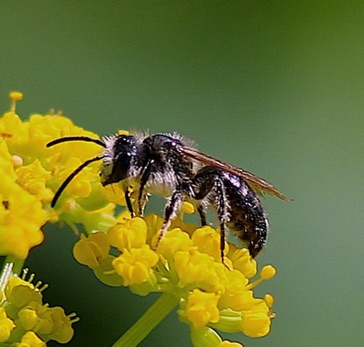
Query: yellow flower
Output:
[[227, 244, 257, 278], [174, 248, 224, 293], [157, 227, 193, 261], [240, 299, 271, 337], [0, 176, 47, 259], [108, 217, 147, 251], [183, 289, 220, 329], [1, 274, 77, 345], [4, 276, 43, 309], [13, 331, 46, 347], [73, 232, 110, 269], [219, 270, 251, 311], [112, 245, 159, 286], [0, 92, 121, 258], [192, 225, 230, 263], [0, 307, 15, 342], [91, 211, 276, 346], [15, 159, 53, 201]]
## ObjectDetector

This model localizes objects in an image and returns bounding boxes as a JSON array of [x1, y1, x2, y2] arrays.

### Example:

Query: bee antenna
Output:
[[47, 136, 106, 148], [51, 155, 104, 208]]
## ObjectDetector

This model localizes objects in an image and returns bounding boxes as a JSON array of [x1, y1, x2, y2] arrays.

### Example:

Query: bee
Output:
[[47, 132, 289, 261]]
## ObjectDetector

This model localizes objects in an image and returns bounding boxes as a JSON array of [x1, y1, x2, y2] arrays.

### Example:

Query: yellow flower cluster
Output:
[[74, 212, 276, 346], [0, 92, 119, 345], [0, 270, 77, 345], [1, 92, 277, 346], [0, 92, 118, 259]]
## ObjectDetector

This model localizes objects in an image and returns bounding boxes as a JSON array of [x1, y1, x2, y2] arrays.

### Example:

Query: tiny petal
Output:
[[5, 277, 42, 309], [227, 244, 257, 279], [174, 249, 223, 292], [113, 245, 159, 286], [0, 307, 15, 342], [219, 270, 251, 311], [191, 226, 222, 261], [184, 289, 220, 329], [73, 232, 110, 269], [15, 331, 46, 347], [157, 228, 193, 261], [108, 217, 147, 251], [241, 299, 271, 338]]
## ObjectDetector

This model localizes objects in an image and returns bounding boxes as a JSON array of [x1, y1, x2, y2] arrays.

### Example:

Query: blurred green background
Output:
[[1, 1, 363, 346]]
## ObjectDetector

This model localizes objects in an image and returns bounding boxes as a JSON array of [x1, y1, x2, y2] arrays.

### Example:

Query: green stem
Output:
[[112, 292, 178, 347]]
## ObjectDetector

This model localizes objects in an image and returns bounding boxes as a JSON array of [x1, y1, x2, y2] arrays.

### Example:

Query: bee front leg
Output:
[[124, 187, 135, 217], [138, 161, 152, 216]]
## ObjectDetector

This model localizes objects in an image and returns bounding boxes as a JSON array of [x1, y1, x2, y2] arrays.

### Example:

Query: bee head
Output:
[[100, 134, 138, 186]]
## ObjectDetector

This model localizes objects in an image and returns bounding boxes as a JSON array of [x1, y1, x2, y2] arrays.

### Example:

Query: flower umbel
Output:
[[0, 267, 78, 345], [76, 213, 276, 346]]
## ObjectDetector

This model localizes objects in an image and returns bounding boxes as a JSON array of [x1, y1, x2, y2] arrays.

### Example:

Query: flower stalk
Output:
[[111, 292, 178, 347]]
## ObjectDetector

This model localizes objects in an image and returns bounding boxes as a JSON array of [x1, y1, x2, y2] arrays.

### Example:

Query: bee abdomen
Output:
[[223, 175, 269, 258]]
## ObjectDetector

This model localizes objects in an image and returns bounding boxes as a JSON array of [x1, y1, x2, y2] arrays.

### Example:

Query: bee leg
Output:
[[124, 188, 135, 217], [155, 190, 183, 248], [192, 169, 230, 268], [213, 179, 230, 268], [138, 161, 152, 216], [197, 205, 207, 226]]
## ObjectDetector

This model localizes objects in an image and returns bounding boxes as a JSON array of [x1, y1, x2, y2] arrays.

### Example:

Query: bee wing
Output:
[[182, 146, 290, 201]]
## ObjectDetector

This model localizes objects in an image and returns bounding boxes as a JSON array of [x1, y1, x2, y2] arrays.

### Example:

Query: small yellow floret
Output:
[[191, 226, 223, 261], [157, 228, 193, 260], [174, 249, 223, 292], [73, 233, 110, 269], [219, 270, 251, 311], [113, 245, 159, 286], [241, 299, 271, 338], [108, 217, 147, 251], [227, 245, 257, 278], [17, 331, 46, 346], [0, 307, 15, 342], [185, 289, 220, 329]]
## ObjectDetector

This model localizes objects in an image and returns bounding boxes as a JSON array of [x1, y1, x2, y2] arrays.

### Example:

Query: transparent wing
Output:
[[182, 146, 290, 201]]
